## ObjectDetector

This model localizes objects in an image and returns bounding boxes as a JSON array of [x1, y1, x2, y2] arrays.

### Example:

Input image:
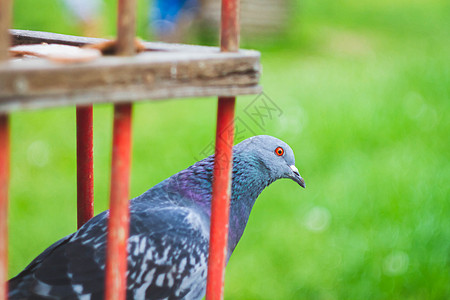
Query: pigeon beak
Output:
[[289, 165, 305, 188]]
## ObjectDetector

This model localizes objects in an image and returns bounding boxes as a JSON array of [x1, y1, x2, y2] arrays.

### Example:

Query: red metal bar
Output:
[[0, 0, 12, 298], [0, 115, 10, 300], [206, 97, 236, 300], [206, 1, 240, 299], [105, 103, 133, 300], [76, 105, 94, 229], [104, 0, 136, 298], [220, 0, 240, 53]]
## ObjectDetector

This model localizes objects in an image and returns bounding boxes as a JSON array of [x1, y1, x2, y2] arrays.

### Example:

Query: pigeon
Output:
[[8, 135, 305, 300]]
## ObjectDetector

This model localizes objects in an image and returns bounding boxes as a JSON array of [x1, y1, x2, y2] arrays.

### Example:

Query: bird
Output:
[[8, 135, 305, 300]]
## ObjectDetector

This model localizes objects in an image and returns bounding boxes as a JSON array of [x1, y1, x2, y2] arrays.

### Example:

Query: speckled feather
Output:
[[8, 135, 304, 300]]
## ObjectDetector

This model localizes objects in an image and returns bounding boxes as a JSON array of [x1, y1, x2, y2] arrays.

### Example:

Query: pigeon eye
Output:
[[275, 147, 284, 156]]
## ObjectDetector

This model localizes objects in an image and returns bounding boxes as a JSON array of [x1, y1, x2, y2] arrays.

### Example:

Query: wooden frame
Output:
[[1, 0, 252, 298], [0, 30, 261, 113]]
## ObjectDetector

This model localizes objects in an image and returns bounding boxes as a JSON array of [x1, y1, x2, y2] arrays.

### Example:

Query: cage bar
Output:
[[104, 1, 137, 297], [0, 0, 12, 59], [105, 103, 133, 300], [206, 97, 236, 300], [76, 105, 94, 229], [116, 0, 137, 57], [0, 115, 9, 300], [220, 0, 240, 52], [206, 0, 240, 299], [0, 0, 12, 298]]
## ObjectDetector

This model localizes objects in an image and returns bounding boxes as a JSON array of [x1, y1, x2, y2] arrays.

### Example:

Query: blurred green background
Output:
[[8, 0, 449, 299]]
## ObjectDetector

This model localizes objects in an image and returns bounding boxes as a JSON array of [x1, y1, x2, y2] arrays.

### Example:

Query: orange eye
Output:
[[275, 147, 284, 156]]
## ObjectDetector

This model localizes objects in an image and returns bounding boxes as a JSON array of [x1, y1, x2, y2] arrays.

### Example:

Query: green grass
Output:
[[9, 0, 450, 299]]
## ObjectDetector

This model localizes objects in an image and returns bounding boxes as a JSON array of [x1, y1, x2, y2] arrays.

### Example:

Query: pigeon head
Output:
[[234, 135, 305, 188]]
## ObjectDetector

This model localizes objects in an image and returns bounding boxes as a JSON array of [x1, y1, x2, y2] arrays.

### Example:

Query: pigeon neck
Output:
[[167, 157, 215, 214], [159, 153, 273, 255], [227, 154, 274, 254]]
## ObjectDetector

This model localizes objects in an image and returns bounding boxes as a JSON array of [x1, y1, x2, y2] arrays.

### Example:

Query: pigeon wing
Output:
[[9, 205, 210, 300], [126, 202, 210, 300]]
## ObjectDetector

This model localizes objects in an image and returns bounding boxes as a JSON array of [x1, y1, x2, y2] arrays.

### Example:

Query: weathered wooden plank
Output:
[[0, 49, 261, 112], [10, 44, 102, 62], [9, 29, 238, 54], [10, 29, 108, 47]]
